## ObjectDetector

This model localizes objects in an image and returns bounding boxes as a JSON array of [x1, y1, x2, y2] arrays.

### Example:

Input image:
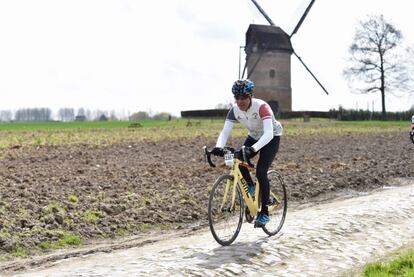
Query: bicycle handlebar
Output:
[[203, 146, 255, 168], [203, 146, 216, 167]]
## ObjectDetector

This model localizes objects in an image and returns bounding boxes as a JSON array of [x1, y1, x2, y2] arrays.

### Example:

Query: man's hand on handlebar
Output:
[[243, 146, 255, 159], [203, 146, 255, 168], [211, 147, 225, 157]]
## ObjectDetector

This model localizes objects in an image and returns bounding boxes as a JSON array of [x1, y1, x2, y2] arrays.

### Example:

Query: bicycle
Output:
[[203, 146, 287, 246]]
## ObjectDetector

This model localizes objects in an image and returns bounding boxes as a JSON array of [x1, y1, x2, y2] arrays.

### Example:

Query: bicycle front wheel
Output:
[[262, 170, 287, 236], [208, 174, 244, 246]]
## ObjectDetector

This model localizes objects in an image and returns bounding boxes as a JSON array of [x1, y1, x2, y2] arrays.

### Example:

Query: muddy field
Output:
[[0, 131, 413, 259]]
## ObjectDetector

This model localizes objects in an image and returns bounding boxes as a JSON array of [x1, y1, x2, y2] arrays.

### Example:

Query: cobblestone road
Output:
[[15, 181, 414, 277]]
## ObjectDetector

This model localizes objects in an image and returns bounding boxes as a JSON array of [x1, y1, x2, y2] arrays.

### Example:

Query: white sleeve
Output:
[[252, 118, 273, 152], [216, 120, 234, 148]]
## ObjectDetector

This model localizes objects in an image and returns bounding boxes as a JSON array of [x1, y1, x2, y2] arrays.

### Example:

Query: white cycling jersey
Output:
[[216, 98, 283, 152]]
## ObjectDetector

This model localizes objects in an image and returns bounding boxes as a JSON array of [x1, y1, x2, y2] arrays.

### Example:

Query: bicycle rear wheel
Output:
[[262, 170, 287, 236], [208, 174, 244, 246]]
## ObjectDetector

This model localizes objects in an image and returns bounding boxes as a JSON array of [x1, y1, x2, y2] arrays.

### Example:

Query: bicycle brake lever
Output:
[[203, 146, 216, 168]]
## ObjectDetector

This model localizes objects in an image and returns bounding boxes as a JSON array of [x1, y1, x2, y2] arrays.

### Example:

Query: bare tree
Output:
[[0, 110, 12, 122], [58, 108, 75, 122], [129, 111, 150, 121], [76, 107, 85, 116], [109, 110, 118, 121], [343, 15, 413, 120], [15, 108, 52, 121], [152, 112, 171, 120]]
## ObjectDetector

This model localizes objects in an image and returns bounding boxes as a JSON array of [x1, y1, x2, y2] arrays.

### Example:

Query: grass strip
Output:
[[0, 119, 409, 149], [363, 249, 414, 276]]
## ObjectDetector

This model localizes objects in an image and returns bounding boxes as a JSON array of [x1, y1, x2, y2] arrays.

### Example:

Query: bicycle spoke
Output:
[[208, 175, 244, 246]]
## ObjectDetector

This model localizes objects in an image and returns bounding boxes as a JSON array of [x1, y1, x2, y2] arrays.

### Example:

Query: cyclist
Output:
[[411, 115, 414, 129], [211, 79, 283, 227]]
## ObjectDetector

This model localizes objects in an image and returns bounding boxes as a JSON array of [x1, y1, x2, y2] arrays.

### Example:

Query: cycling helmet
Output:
[[232, 79, 254, 96]]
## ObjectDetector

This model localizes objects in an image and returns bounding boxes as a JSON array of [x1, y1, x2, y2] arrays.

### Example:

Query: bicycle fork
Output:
[[219, 178, 238, 213]]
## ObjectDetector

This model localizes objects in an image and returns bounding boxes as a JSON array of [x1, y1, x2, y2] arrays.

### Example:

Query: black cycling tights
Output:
[[239, 135, 280, 215]]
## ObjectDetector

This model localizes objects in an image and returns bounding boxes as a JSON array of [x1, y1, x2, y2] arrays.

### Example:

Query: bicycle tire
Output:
[[262, 170, 287, 236], [410, 130, 414, 144], [208, 174, 244, 246]]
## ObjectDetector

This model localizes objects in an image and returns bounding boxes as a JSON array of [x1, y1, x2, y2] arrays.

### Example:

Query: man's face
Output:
[[235, 94, 251, 111]]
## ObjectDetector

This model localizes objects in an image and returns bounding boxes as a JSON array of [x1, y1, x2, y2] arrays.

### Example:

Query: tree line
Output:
[[0, 108, 173, 122], [0, 108, 119, 122]]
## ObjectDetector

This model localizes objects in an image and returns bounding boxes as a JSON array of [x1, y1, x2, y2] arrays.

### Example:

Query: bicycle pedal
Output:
[[269, 198, 280, 206], [254, 222, 263, 228]]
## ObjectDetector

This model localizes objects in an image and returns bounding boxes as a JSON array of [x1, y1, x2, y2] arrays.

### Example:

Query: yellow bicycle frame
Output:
[[222, 157, 260, 217], [221, 157, 281, 215]]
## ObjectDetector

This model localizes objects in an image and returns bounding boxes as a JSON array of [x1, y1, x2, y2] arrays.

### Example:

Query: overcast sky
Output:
[[0, 0, 413, 117]]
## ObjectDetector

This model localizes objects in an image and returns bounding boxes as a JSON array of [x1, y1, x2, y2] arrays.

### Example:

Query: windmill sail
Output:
[[293, 51, 329, 95], [247, 0, 329, 96], [250, 0, 275, 26], [290, 0, 315, 37]]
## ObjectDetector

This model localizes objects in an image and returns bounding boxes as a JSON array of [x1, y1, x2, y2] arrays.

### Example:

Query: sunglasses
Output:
[[234, 95, 250, 100]]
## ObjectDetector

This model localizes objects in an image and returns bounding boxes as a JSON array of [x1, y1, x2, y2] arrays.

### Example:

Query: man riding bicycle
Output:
[[211, 79, 283, 227]]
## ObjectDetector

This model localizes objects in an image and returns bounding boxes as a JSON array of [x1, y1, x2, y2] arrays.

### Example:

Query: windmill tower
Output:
[[245, 24, 293, 112], [244, 0, 328, 113]]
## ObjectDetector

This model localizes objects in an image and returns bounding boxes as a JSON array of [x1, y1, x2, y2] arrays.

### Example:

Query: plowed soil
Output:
[[0, 131, 413, 259]]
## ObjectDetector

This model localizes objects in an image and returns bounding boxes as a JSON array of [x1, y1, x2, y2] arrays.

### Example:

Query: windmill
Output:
[[242, 0, 328, 113]]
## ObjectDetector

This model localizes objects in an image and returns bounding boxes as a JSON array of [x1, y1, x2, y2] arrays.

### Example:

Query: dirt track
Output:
[[0, 131, 413, 260]]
